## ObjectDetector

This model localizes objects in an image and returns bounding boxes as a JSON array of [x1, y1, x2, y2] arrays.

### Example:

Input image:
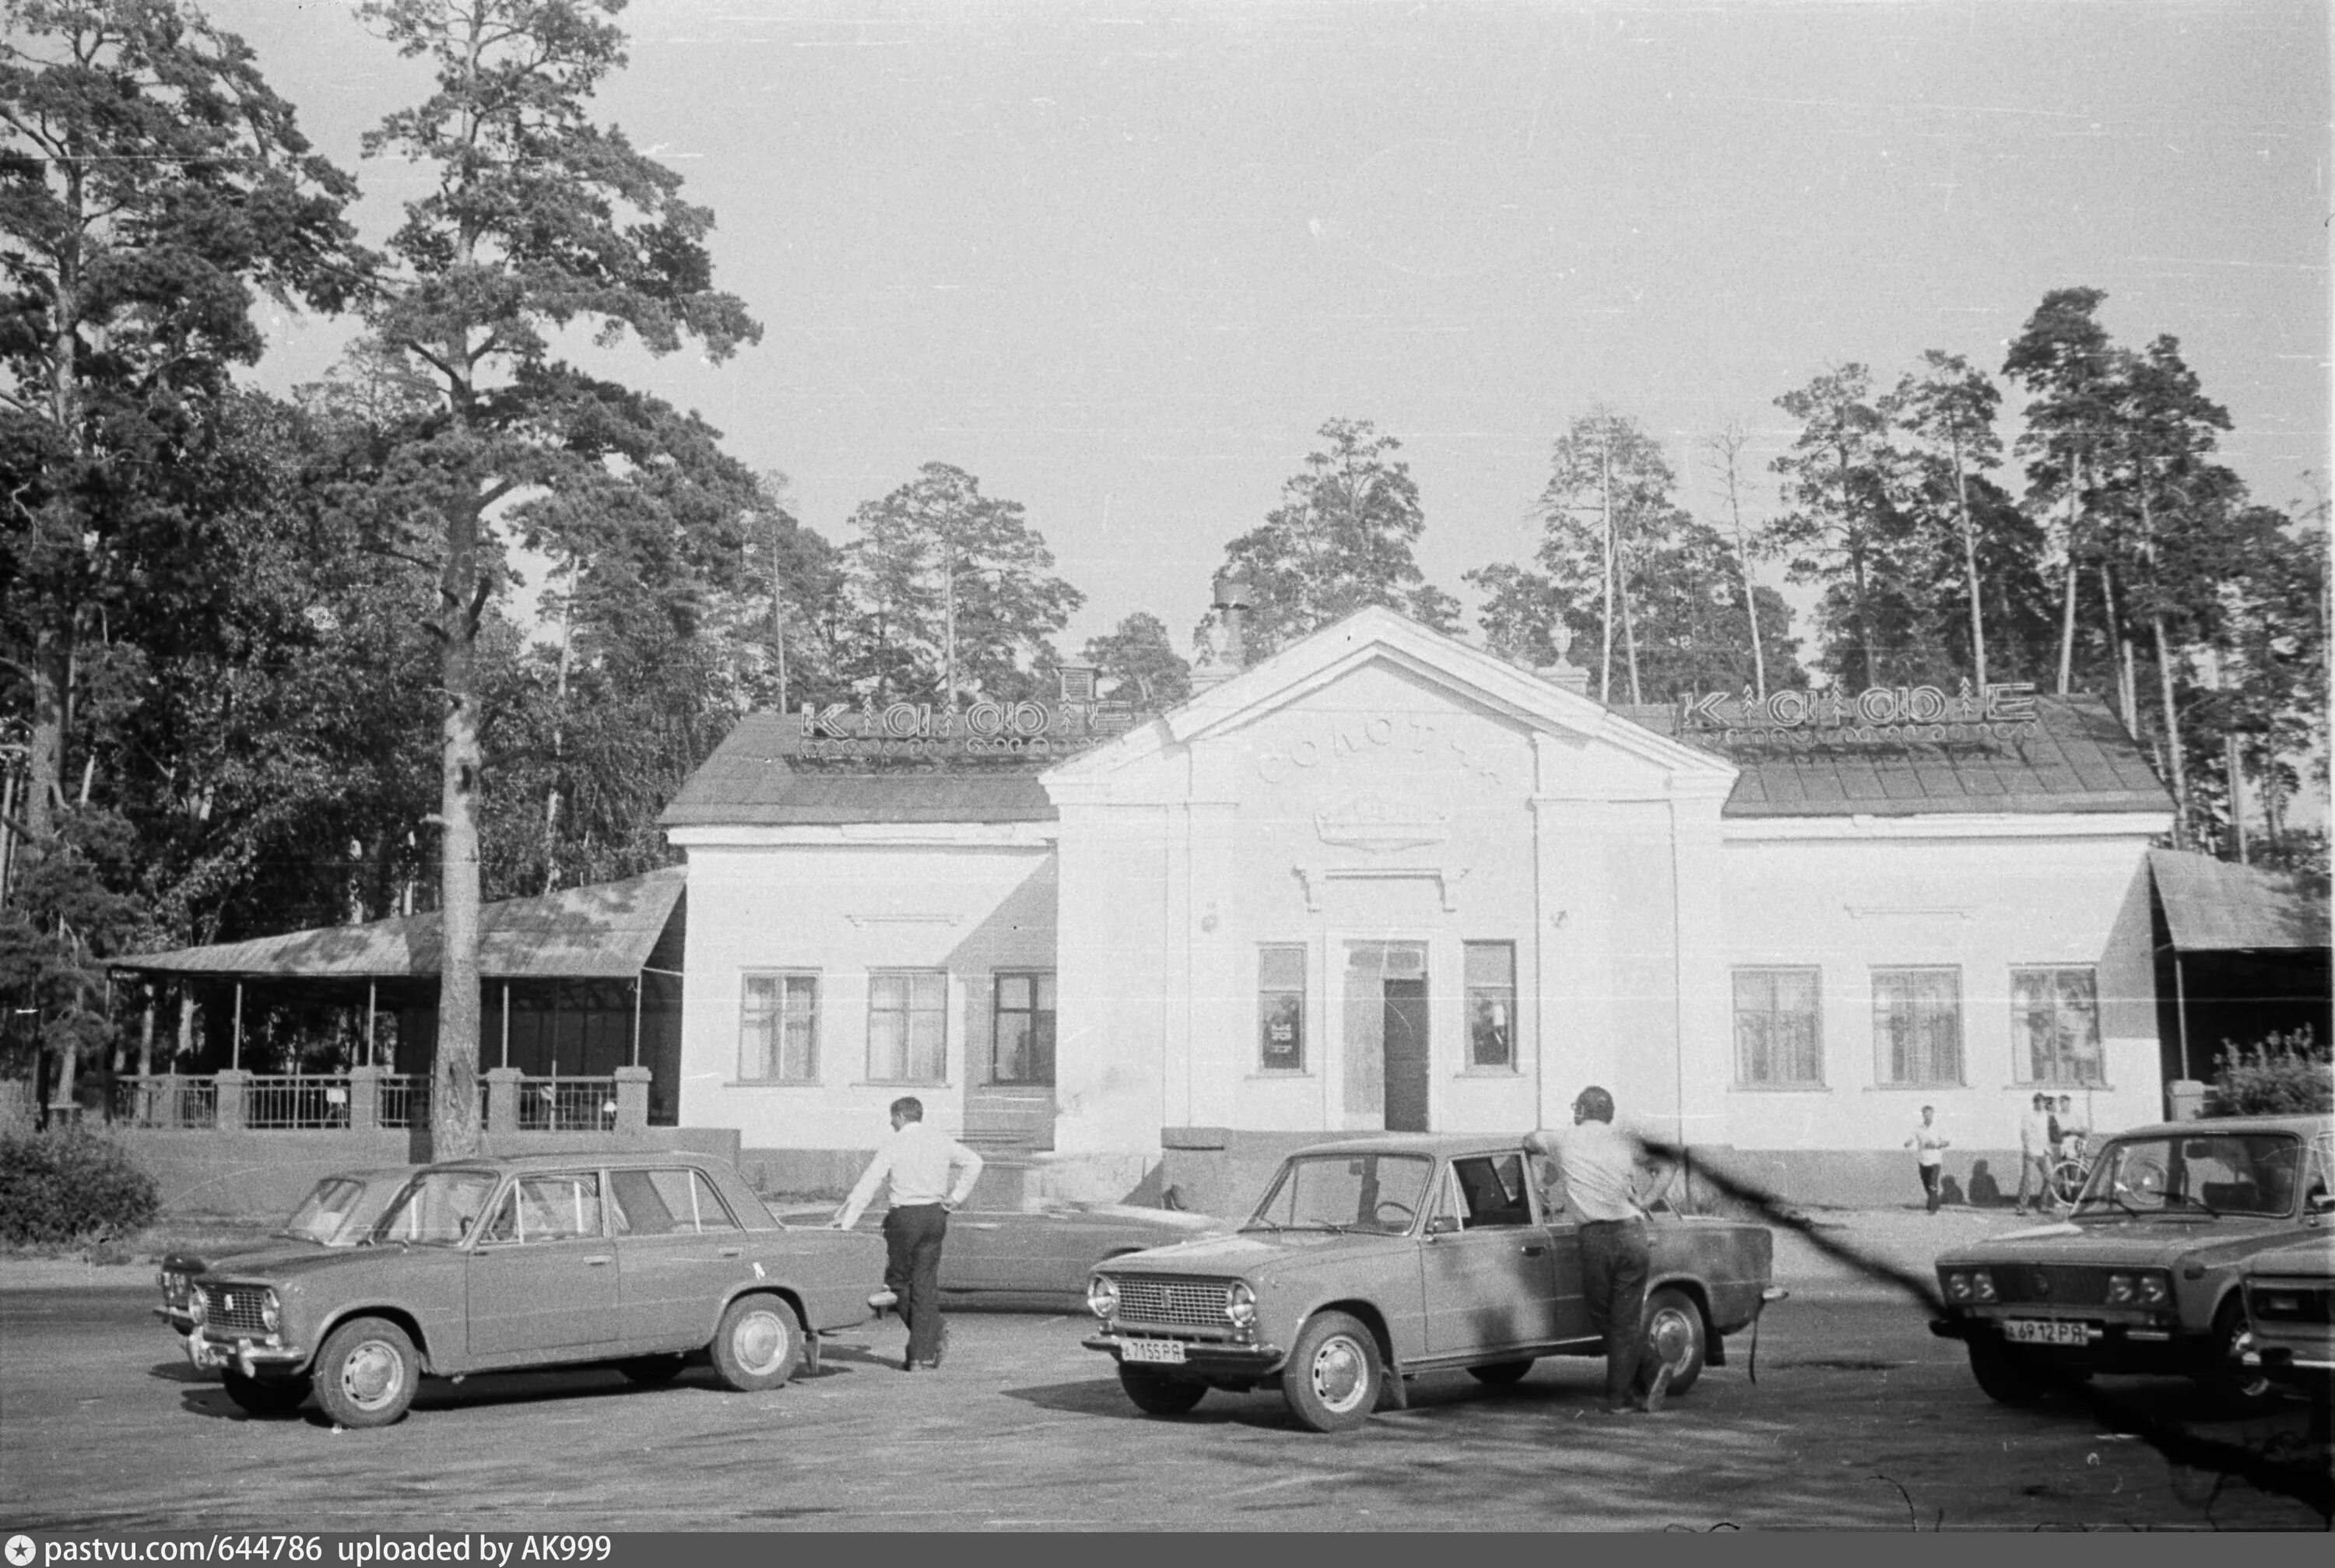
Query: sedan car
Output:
[[789, 1198, 1227, 1308], [1931, 1114, 2334, 1414], [157, 1167, 418, 1336], [185, 1152, 883, 1427], [2236, 1234, 2335, 1398], [1082, 1133, 1780, 1431]]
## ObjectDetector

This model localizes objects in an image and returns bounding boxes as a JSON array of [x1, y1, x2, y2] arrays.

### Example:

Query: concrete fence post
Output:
[[346, 1065, 384, 1132], [613, 1066, 651, 1136], [484, 1068, 523, 1134], [212, 1069, 250, 1132]]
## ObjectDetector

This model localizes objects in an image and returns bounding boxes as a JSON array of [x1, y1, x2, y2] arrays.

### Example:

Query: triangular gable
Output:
[[1044, 605, 1736, 792]]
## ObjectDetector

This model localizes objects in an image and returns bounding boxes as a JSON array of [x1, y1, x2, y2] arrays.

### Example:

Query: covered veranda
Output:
[[2149, 848, 2331, 1103]]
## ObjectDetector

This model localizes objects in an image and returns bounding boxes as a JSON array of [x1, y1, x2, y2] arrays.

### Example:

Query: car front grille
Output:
[[1112, 1275, 1231, 1330], [197, 1284, 269, 1337], [1989, 1265, 2109, 1307]]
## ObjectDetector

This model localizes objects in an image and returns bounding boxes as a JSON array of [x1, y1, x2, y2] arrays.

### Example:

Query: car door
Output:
[[467, 1170, 622, 1357], [1420, 1153, 1566, 1356], [1530, 1152, 1593, 1342], [610, 1166, 752, 1348]]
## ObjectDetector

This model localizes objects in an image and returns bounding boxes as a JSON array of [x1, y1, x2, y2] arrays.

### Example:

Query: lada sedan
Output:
[[2236, 1235, 2335, 1398], [1081, 1133, 1780, 1431], [1931, 1114, 2333, 1414], [157, 1167, 417, 1337], [185, 1152, 883, 1427]]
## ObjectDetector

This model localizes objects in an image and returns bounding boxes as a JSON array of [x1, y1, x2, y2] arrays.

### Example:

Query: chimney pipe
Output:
[[1210, 570, 1254, 671]]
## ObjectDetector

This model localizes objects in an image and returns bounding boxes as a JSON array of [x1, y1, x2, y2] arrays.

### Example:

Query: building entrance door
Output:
[[1343, 942, 1430, 1132]]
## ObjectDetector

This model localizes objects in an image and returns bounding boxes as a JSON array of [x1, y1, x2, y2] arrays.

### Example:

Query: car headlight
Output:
[[1972, 1270, 1996, 1303], [1944, 1271, 1972, 1302], [2106, 1273, 2135, 1305], [259, 1289, 281, 1334], [1087, 1274, 1120, 1320], [188, 1288, 207, 1327], [1226, 1280, 1257, 1330], [2137, 1273, 2169, 1307]]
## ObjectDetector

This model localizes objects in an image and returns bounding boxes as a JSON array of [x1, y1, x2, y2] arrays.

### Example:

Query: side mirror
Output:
[[1424, 1215, 1461, 1236]]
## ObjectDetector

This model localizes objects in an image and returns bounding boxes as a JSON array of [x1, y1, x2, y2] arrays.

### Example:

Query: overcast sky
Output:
[[216, 0, 2332, 658]]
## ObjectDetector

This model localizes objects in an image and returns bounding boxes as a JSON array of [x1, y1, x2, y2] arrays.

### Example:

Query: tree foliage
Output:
[[1083, 611, 1190, 709]]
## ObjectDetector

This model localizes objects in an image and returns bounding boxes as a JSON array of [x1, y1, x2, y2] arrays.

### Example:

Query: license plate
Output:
[[2003, 1318, 2091, 1346], [1120, 1338, 1187, 1365]]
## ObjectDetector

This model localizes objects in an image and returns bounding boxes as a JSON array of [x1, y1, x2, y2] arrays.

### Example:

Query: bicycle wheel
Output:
[[2047, 1158, 2087, 1206]]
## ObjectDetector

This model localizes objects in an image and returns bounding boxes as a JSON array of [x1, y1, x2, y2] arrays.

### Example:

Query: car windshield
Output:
[[370, 1171, 500, 1246], [2073, 1132, 2302, 1219], [279, 1177, 370, 1244], [1247, 1152, 1434, 1235]]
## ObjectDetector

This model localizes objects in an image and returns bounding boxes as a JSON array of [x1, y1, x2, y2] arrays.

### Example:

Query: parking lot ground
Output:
[[2, 1280, 2327, 1531]]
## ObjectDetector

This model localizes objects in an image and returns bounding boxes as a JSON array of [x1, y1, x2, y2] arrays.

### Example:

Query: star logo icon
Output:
[[7, 1533, 37, 1566]]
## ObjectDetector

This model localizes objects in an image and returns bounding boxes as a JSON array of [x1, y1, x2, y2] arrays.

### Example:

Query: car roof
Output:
[[2094, 1114, 2333, 1141], [1279, 1132, 1534, 1161], [408, 1149, 729, 1177]]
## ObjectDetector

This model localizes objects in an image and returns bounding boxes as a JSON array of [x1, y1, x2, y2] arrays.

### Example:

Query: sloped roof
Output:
[[2149, 849, 2330, 952], [1631, 694, 2175, 818], [113, 867, 686, 980], [658, 710, 1058, 826]]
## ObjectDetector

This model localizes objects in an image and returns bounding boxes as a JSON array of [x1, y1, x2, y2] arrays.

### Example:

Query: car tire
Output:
[[312, 1317, 419, 1429], [1281, 1310, 1382, 1433], [1118, 1365, 1207, 1415], [1642, 1287, 1707, 1398], [222, 1367, 312, 1418], [616, 1355, 687, 1385], [1967, 1339, 2052, 1405], [710, 1295, 803, 1391], [1466, 1359, 1534, 1387], [2201, 1298, 2281, 1417]]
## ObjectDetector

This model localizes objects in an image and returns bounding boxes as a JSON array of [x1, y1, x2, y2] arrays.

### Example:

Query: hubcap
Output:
[[341, 1340, 403, 1411], [735, 1310, 788, 1374], [1647, 1307, 1694, 1368], [1310, 1334, 1368, 1412]]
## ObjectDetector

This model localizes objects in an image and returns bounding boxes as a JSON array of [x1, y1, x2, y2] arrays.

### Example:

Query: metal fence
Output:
[[244, 1075, 353, 1130], [379, 1074, 425, 1129], [518, 1075, 619, 1132], [108, 1076, 219, 1129]]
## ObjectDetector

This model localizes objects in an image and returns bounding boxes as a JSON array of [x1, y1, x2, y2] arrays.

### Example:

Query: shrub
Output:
[[0, 1128, 161, 1246], [2208, 1028, 2333, 1117]]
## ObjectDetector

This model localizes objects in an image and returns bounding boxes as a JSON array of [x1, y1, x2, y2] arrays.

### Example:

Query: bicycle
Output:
[[2047, 1133, 2094, 1208]]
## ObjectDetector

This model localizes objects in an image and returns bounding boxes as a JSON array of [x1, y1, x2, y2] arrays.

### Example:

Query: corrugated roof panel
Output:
[[2150, 849, 2330, 952]]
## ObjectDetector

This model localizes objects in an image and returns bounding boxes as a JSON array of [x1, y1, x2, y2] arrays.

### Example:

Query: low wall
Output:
[[120, 1124, 743, 1219]]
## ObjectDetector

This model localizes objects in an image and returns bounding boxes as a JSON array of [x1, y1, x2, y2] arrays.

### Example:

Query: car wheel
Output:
[[616, 1355, 686, 1385], [222, 1367, 312, 1418], [711, 1295, 803, 1391], [1280, 1310, 1382, 1433], [1118, 1365, 1207, 1415], [312, 1317, 419, 1429], [1967, 1339, 2052, 1405], [1466, 1359, 1534, 1387], [1642, 1288, 1707, 1398], [2201, 1299, 2281, 1417]]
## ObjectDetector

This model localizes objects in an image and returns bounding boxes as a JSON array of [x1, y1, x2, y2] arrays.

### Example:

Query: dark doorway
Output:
[[1384, 977, 1431, 1133]]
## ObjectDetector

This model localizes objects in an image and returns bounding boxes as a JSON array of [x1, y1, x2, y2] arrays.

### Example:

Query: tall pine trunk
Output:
[[1950, 430, 1988, 689]]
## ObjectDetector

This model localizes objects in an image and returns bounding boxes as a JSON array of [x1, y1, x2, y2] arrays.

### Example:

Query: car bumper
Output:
[[1930, 1314, 2200, 1369], [2242, 1342, 2335, 1388], [190, 1334, 307, 1377], [1083, 1332, 1284, 1377]]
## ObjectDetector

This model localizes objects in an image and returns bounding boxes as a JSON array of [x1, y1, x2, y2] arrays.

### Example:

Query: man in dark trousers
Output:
[[833, 1097, 985, 1370], [1525, 1086, 1674, 1413]]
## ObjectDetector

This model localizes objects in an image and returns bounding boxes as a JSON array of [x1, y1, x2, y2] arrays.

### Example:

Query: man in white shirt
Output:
[[1905, 1105, 1951, 1214], [833, 1097, 985, 1370], [1523, 1086, 1675, 1413], [2015, 1093, 2054, 1215]]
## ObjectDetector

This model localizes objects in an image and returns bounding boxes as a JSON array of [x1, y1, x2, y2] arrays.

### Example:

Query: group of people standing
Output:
[[1904, 1094, 2093, 1215]]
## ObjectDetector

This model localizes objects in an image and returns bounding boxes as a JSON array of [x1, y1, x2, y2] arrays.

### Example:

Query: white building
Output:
[[662, 608, 2175, 1212]]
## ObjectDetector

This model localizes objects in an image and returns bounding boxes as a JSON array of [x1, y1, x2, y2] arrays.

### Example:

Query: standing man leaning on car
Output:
[[833, 1097, 985, 1371], [1525, 1086, 1677, 1414]]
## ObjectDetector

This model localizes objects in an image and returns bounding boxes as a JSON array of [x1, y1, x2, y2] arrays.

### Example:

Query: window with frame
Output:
[[479, 1172, 603, 1244], [1258, 945, 1306, 1072], [609, 1168, 739, 1236], [868, 970, 948, 1083], [739, 972, 818, 1082], [992, 972, 1057, 1085], [1873, 967, 1964, 1087], [1733, 967, 1824, 1086], [2011, 967, 2103, 1085], [1463, 941, 1517, 1069]]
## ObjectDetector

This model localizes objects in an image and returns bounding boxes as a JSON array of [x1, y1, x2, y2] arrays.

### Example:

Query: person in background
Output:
[[832, 1096, 985, 1371], [1524, 1086, 1677, 1414], [2015, 1092, 2054, 1215], [2055, 1094, 2088, 1161], [1905, 1105, 1951, 1214]]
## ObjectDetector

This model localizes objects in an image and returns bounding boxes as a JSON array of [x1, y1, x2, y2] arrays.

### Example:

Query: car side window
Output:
[[610, 1169, 740, 1236], [482, 1173, 604, 1244], [1531, 1154, 1567, 1219], [687, 1171, 741, 1233], [1451, 1154, 1535, 1229], [1426, 1170, 1463, 1233]]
